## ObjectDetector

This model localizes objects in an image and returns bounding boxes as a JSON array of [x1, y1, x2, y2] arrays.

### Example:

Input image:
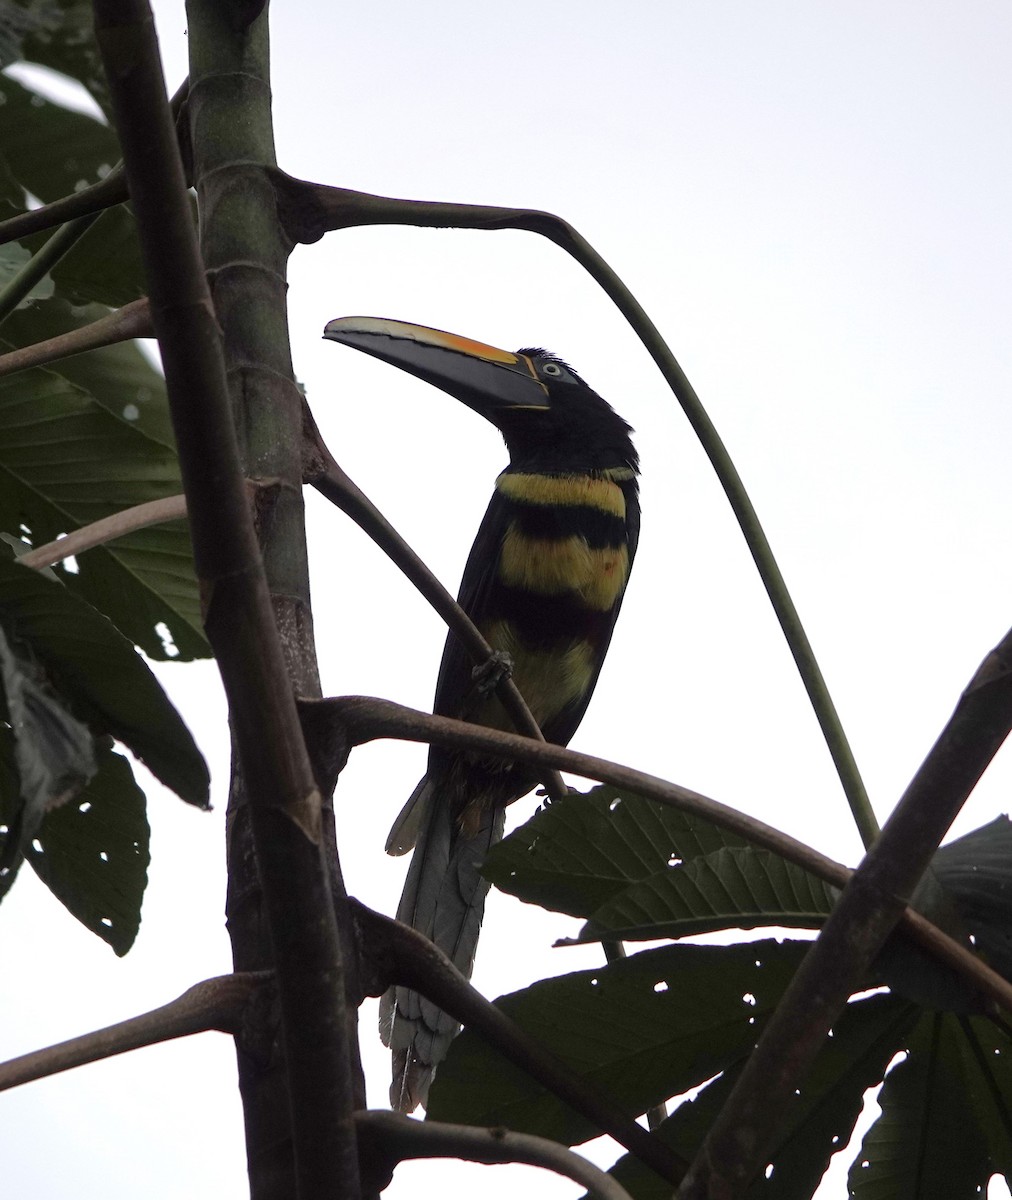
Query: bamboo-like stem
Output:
[[19, 494, 186, 570], [304, 408, 567, 803], [0, 298, 152, 379], [678, 627, 1012, 1198], [0, 974, 263, 1092], [92, 4, 360, 1199], [353, 902, 686, 1186], [271, 174, 878, 848], [356, 1109, 637, 1200], [316, 692, 1012, 1018]]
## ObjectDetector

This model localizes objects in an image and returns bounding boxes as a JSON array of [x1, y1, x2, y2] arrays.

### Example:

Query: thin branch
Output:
[[272, 170, 877, 848], [0, 973, 263, 1092], [352, 901, 686, 1187], [92, 4, 359, 1197], [19, 493, 186, 569], [304, 406, 568, 804], [356, 1109, 635, 1200], [0, 213, 102, 327], [0, 297, 153, 379], [312, 693, 1012, 1017], [0, 172, 128, 246], [677, 627, 1012, 1198]]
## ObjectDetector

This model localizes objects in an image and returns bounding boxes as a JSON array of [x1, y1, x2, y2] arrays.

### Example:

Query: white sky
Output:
[[2, 1, 1011, 1197]]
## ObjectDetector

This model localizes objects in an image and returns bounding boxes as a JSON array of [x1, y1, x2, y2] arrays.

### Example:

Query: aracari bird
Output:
[[324, 316, 639, 1110]]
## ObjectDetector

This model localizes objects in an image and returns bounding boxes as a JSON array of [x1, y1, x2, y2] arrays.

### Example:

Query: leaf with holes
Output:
[[0, 74, 151, 309], [0, 349, 207, 661], [0, 73, 119, 205], [0, 742, 151, 954], [575, 846, 837, 943], [0, 556, 208, 806], [602, 992, 918, 1200], [849, 1011, 1012, 1198], [932, 817, 1012, 984], [426, 939, 809, 1145], [483, 785, 752, 918], [3, 298, 174, 443], [0, 621, 96, 897]]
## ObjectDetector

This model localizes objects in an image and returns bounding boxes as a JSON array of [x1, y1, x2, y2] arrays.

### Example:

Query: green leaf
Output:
[[604, 993, 918, 1200], [0, 75, 149, 307], [850, 1011, 1012, 1198], [8, 0, 116, 116], [0, 621, 96, 896], [0, 239, 54, 304], [48, 203, 147, 308], [0, 349, 208, 660], [933, 817, 1012, 984], [578, 847, 836, 942], [483, 785, 752, 918], [0, 73, 119, 204], [0, 556, 208, 806], [427, 939, 809, 1145], [0, 743, 151, 954], [2, 298, 174, 443]]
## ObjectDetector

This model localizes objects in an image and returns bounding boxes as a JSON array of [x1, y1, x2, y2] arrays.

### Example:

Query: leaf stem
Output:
[[270, 175, 879, 848], [0, 213, 100, 328]]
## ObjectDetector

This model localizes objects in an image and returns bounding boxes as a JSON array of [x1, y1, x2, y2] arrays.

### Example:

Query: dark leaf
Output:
[[3, 298, 174, 443], [0, 621, 95, 896], [603, 993, 918, 1200], [577, 846, 836, 942], [427, 939, 809, 1145], [0, 347, 208, 660], [850, 1011, 1012, 1198], [49, 203, 147, 308], [0, 556, 208, 806], [933, 816, 1012, 983], [484, 785, 751, 918], [0, 741, 151, 954], [8, 0, 115, 116], [873, 821, 1012, 1014], [0, 73, 119, 204]]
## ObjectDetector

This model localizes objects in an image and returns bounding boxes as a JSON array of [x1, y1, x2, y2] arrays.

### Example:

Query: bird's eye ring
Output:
[[542, 363, 563, 377]]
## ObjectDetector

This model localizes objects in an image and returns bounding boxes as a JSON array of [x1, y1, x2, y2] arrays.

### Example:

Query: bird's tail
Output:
[[379, 778, 505, 1112]]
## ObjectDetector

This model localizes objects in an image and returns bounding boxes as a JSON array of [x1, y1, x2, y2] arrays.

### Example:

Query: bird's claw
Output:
[[472, 650, 514, 695]]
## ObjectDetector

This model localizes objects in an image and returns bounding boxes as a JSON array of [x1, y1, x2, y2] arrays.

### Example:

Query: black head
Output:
[[498, 347, 638, 476]]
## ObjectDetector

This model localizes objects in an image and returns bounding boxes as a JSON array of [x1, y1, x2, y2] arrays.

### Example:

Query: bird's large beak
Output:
[[323, 316, 551, 417]]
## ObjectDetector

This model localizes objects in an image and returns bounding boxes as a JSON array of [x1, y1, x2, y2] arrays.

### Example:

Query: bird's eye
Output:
[[542, 362, 563, 377]]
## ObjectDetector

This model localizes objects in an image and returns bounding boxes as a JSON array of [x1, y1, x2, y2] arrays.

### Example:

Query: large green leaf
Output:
[[850, 1011, 1012, 1198], [0, 555, 208, 806], [0, 74, 149, 306], [47, 203, 147, 308], [426, 939, 809, 1145], [578, 847, 836, 942], [0, 353, 208, 660], [0, 740, 150, 954], [3, 298, 175, 443], [484, 785, 752, 918], [604, 993, 918, 1200], [5, 0, 115, 116], [0, 73, 119, 204]]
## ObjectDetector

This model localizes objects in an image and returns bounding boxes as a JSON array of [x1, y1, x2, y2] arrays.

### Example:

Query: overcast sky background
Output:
[[2, 2, 1011, 1197]]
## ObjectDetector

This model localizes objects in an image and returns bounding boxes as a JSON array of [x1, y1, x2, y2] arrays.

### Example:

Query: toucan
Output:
[[324, 316, 640, 1111]]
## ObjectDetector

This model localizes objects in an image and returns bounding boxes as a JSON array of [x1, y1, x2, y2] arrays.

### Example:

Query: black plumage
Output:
[[323, 318, 640, 1110]]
